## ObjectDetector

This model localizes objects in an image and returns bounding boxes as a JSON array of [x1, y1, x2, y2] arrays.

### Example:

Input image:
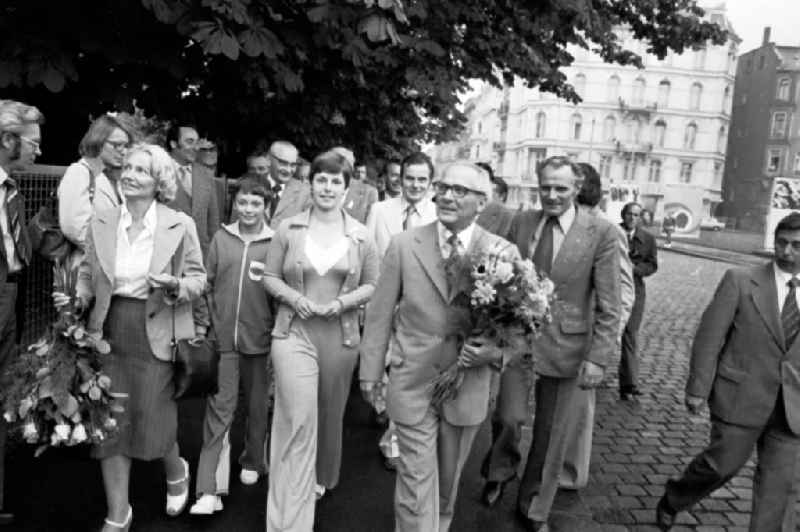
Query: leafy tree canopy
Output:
[[0, 0, 727, 173]]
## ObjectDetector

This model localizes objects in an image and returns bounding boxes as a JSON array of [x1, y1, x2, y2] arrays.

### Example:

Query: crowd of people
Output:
[[0, 96, 797, 532]]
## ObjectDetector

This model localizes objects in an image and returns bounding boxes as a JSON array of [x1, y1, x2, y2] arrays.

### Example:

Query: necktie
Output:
[[402, 204, 416, 230], [782, 278, 800, 349], [446, 232, 461, 259], [532, 216, 557, 276], [179, 165, 192, 197], [269, 183, 283, 218]]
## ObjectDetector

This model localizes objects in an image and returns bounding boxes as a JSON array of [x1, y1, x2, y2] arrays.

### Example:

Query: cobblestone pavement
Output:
[[585, 250, 792, 532]]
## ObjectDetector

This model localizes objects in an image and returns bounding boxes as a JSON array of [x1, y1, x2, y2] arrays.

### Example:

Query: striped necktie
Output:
[[4, 179, 27, 267], [532, 216, 557, 276], [402, 204, 416, 230], [782, 277, 800, 349]]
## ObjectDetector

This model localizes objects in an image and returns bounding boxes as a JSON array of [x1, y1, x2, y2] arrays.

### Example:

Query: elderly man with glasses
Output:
[[0, 99, 44, 526]]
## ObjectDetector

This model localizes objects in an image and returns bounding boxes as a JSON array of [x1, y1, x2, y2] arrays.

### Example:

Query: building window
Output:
[[535, 111, 546, 138], [566, 152, 580, 161], [654, 119, 667, 148], [571, 113, 583, 140], [574, 74, 587, 99], [713, 161, 723, 186], [603, 115, 616, 141], [758, 55, 765, 69], [679, 161, 694, 183], [694, 48, 707, 70], [767, 148, 784, 173], [794, 153, 800, 175], [599, 155, 612, 179], [632, 77, 646, 105], [717, 126, 727, 153], [607, 75, 620, 102], [622, 156, 633, 181], [526, 148, 546, 180], [475, 144, 481, 159], [745, 57, 753, 73], [771, 112, 788, 138], [777, 78, 791, 100], [657, 80, 671, 108], [684, 122, 698, 150], [689, 82, 703, 110], [648, 160, 662, 183], [477, 121, 482, 134], [722, 85, 731, 113]]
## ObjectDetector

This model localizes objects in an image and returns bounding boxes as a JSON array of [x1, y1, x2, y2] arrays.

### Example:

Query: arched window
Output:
[[607, 75, 621, 102], [722, 85, 731, 113], [632, 77, 646, 105], [684, 122, 698, 150], [570, 113, 583, 140], [535, 111, 546, 138], [603, 115, 616, 142], [574, 74, 587, 99], [689, 82, 703, 110], [624, 117, 642, 143], [657, 79, 671, 108], [654, 119, 667, 148], [777, 78, 791, 100], [717, 126, 727, 153]]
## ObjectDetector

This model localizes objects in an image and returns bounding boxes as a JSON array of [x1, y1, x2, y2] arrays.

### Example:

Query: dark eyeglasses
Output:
[[433, 182, 485, 199]]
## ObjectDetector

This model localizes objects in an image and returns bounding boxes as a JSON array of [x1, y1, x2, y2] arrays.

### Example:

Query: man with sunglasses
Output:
[[481, 156, 621, 531], [0, 99, 44, 526], [360, 161, 519, 532], [655, 212, 800, 531]]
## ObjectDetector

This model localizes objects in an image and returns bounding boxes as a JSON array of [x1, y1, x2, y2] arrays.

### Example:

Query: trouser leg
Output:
[[438, 420, 480, 532], [619, 285, 645, 390], [196, 352, 239, 497], [0, 283, 18, 511], [238, 354, 270, 475], [266, 331, 319, 532], [560, 388, 595, 489], [394, 410, 439, 532], [481, 362, 531, 482]]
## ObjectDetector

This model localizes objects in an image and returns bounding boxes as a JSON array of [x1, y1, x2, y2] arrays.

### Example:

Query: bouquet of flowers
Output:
[[0, 262, 124, 456], [430, 250, 555, 408]]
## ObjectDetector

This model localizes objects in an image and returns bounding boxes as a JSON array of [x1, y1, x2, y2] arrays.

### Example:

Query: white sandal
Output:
[[166, 457, 190, 516], [103, 505, 132, 531]]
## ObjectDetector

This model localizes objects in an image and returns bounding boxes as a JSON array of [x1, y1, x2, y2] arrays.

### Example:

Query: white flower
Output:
[[471, 281, 496, 306], [92, 429, 105, 442], [3, 411, 15, 423], [70, 423, 88, 444], [104, 417, 117, 430], [53, 423, 71, 443], [492, 261, 514, 284], [22, 422, 38, 442]]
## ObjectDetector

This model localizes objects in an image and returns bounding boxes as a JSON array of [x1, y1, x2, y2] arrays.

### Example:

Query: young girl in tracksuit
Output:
[[190, 179, 274, 515]]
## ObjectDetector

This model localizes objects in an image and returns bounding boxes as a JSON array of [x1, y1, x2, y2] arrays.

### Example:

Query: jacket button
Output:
[[344, 340, 351, 346], [148, 312, 156, 319]]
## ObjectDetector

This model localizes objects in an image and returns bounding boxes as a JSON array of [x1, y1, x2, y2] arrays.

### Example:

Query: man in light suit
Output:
[[366, 151, 438, 470], [482, 156, 621, 531], [262, 141, 312, 229], [360, 161, 519, 532], [167, 123, 220, 259], [343, 157, 379, 224], [656, 212, 800, 531]]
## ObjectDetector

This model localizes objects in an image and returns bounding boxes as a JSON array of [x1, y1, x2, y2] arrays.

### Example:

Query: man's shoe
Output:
[[0, 513, 14, 526], [189, 494, 223, 515], [239, 468, 259, 485], [620, 386, 643, 401], [655, 496, 676, 531], [373, 411, 389, 428], [481, 479, 509, 507], [383, 455, 399, 472]]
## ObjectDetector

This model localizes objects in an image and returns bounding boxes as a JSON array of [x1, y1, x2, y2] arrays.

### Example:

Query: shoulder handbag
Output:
[[170, 256, 219, 399], [28, 161, 96, 262]]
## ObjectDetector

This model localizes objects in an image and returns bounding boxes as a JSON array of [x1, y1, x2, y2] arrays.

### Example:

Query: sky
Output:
[[721, 0, 800, 52]]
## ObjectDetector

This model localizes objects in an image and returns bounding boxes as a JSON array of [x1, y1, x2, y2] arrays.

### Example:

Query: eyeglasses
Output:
[[105, 140, 130, 151], [433, 182, 485, 199], [19, 135, 41, 152]]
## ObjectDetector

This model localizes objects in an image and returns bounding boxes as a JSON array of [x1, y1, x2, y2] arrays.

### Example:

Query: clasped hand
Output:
[[294, 296, 343, 320], [458, 334, 501, 368], [52, 291, 87, 310]]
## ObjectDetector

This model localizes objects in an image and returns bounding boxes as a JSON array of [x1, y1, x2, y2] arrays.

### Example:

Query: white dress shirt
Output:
[[532, 205, 577, 262], [774, 263, 800, 314], [401, 196, 425, 229], [113, 201, 157, 298], [0, 167, 21, 272], [437, 220, 476, 259]]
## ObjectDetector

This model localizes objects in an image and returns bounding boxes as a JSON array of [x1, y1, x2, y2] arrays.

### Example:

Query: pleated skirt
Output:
[[92, 297, 177, 461]]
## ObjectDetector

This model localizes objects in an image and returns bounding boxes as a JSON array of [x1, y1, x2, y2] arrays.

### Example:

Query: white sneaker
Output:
[[315, 484, 326, 500], [239, 468, 259, 485], [189, 494, 223, 515]]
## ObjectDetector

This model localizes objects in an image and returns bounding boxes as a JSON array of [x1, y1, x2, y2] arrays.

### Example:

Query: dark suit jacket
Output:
[[0, 186, 30, 284], [344, 180, 379, 224], [687, 263, 800, 434], [269, 178, 311, 229], [624, 225, 657, 288], [507, 208, 621, 377], [169, 162, 220, 258], [477, 201, 515, 238]]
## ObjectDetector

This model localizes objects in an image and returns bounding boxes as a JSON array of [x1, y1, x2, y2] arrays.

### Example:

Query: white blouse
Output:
[[113, 202, 157, 299], [305, 234, 349, 277]]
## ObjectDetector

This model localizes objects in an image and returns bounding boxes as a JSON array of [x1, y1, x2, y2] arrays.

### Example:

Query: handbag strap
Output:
[[77, 160, 97, 204]]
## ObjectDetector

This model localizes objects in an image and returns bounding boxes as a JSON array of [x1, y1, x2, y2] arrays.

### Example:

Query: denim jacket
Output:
[[263, 209, 378, 347]]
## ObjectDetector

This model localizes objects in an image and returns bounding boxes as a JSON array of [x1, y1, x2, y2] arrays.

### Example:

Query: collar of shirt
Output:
[[0, 166, 8, 187], [400, 196, 420, 216], [436, 220, 475, 257], [119, 200, 158, 235]]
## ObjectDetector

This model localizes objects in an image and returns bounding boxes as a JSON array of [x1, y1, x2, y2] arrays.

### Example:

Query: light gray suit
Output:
[[361, 221, 518, 532]]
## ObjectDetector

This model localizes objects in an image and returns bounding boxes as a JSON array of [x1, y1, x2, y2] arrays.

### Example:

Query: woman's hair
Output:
[[125, 143, 178, 203], [309, 150, 352, 188], [79, 115, 131, 158]]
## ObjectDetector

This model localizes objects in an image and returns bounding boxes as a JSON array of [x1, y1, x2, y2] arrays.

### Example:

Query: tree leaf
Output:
[[307, 5, 330, 23], [221, 31, 241, 60]]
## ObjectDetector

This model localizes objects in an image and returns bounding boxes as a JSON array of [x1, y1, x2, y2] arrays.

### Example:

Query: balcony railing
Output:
[[618, 98, 657, 121], [614, 140, 654, 155]]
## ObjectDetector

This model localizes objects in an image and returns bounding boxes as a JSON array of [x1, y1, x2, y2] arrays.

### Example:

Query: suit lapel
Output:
[[385, 197, 402, 234], [550, 209, 593, 283], [751, 264, 784, 349], [190, 164, 203, 221], [94, 208, 120, 282], [412, 223, 448, 302], [149, 204, 185, 275], [274, 179, 298, 220], [517, 210, 541, 260]]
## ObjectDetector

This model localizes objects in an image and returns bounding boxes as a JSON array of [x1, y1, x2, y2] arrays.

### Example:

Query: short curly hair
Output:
[[124, 143, 178, 204], [0, 100, 44, 134]]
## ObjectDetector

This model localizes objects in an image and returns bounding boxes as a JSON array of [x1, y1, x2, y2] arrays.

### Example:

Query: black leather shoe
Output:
[[481, 480, 508, 507], [655, 496, 676, 531], [0, 512, 13, 526], [383, 456, 399, 472], [620, 386, 643, 401], [373, 411, 389, 428]]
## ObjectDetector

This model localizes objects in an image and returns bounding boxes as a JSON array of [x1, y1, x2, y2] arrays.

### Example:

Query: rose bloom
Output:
[[97, 375, 111, 390], [71, 423, 88, 444], [22, 421, 38, 441], [88, 386, 102, 401], [53, 423, 71, 441], [492, 260, 514, 284]]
